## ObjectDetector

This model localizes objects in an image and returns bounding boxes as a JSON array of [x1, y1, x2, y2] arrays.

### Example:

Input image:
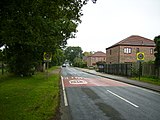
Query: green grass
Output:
[[48, 66, 59, 72], [0, 67, 60, 120], [131, 76, 160, 86]]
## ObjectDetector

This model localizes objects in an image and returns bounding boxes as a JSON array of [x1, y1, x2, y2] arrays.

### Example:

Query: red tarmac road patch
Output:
[[63, 76, 131, 87]]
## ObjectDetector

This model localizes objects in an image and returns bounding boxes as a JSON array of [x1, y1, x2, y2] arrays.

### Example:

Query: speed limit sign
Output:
[[137, 52, 144, 61], [43, 52, 52, 62]]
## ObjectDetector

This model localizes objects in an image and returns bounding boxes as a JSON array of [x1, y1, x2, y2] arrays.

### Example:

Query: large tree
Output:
[[64, 46, 83, 65], [0, 0, 84, 47], [51, 49, 65, 66], [0, 0, 92, 76]]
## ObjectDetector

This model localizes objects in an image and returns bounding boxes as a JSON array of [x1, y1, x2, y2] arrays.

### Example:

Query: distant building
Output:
[[86, 51, 106, 67], [106, 35, 155, 64]]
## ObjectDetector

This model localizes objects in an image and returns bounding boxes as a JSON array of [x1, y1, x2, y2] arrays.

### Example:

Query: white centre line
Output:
[[61, 76, 68, 106], [107, 90, 139, 108]]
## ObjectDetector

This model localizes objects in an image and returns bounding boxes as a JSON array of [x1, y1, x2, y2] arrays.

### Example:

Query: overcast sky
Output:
[[67, 0, 160, 52]]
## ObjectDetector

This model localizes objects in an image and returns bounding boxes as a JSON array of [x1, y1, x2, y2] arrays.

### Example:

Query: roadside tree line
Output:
[[0, 0, 96, 76]]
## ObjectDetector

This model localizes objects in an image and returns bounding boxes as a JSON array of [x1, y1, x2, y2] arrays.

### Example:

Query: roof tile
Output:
[[107, 35, 155, 50]]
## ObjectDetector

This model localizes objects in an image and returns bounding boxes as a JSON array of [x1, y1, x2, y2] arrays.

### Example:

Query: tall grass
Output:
[[0, 67, 60, 120]]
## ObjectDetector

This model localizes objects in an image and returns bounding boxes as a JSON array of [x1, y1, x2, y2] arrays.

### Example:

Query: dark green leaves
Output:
[[64, 46, 83, 64], [154, 35, 160, 67], [0, 0, 87, 76]]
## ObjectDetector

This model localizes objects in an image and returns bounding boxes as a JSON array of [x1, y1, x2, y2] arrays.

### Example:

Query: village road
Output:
[[61, 67, 160, 120]]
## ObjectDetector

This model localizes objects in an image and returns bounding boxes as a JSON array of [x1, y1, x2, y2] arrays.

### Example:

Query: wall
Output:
[[120, 45, 155, 63], [87, 56, 106, 67], [106, 45, 155, 64], [106, 46, 119, 64]]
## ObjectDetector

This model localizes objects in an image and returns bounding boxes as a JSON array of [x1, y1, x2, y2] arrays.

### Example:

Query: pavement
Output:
[[77, 68, 160, 93]]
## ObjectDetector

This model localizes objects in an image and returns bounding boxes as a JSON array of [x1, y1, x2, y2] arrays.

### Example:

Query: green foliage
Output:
[[83, 51, 91, 57], [0, 0, 85, 47], [73, 57, 86, 68], [145, 60, 155, 64], [51, 49, 65, 66], [6, 44, 37, 76], [0, 50, 2, 61], [64, 46, 83, 64], [0, 0, 87, 76], [154, 35, 160, 67]]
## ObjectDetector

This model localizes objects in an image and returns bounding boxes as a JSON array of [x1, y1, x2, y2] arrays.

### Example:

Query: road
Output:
[[60, 67, 160, 120]]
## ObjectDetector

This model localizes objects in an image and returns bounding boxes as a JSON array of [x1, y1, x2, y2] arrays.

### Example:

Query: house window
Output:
[[110, 50, 112, 55], [136, 48, 140, 53], [150, 48, 153, 54], [124, 48, 132, 54]]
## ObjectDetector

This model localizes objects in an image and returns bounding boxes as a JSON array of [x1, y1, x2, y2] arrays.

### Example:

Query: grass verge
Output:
[[0, 66, 60, 120], [131, 76, 160, 86]]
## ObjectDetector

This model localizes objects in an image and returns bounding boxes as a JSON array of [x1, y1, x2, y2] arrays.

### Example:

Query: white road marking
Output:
[[61, 76, 68, 106], [75, 77, 83, 79], [69, 80, 88, 84], [107, 90, 139, 108]]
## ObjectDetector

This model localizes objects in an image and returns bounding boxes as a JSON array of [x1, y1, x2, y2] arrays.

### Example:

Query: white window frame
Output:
[[124, 48, 132, 54], [150, 48, 153, 54]]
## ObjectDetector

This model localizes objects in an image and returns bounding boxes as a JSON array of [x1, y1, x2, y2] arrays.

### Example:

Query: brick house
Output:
[[86, 51, 106, 67], [106, 35, 155, 64]]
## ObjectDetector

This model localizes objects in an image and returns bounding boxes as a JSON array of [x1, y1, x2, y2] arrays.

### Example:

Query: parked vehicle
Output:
[[62, 64, 66, 67]]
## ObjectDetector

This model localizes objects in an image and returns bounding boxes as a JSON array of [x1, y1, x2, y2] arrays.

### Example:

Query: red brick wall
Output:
[[120, 46, 136, 63], [120, 45, 155, 63], [86, 56, 91, 66], [106, 46, 119, 64], [106, 45, 155, 64], [87, 56, 106, 67]]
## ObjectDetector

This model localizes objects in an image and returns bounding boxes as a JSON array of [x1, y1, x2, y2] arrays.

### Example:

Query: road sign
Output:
[[43, 52, 52, 62], [137, 52, 144, 61]]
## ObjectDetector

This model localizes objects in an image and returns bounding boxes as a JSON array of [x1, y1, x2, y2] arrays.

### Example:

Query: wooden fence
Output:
[[103, 63, 132, 76], [142, 63, 160, 78], [98, 63, 160, 78]]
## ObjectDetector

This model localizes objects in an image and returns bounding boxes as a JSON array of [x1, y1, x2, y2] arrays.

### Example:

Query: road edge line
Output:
[[61, 76, 68, 106]]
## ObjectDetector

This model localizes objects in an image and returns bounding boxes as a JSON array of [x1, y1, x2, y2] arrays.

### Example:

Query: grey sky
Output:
[[67, 0, 160, 52]]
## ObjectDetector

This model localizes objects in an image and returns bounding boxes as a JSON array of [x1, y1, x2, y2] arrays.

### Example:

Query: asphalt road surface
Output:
[[60, 67, 160, 120]]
